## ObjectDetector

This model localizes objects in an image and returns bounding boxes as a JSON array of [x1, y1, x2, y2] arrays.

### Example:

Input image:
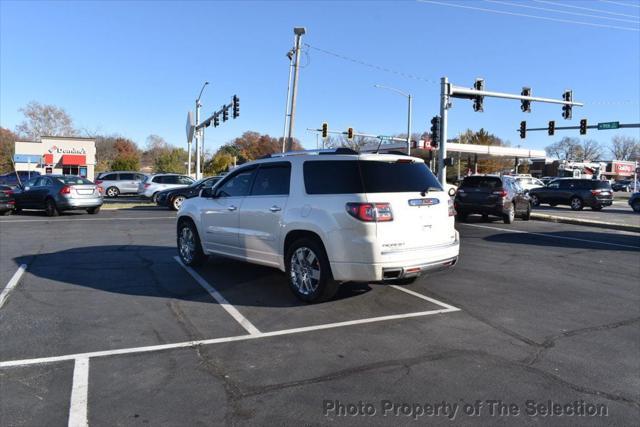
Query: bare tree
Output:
[[609, 135, 640, 161], [580, 139, 603, 161], [15, 101, 77, 140], [545, 137, 584, 161]]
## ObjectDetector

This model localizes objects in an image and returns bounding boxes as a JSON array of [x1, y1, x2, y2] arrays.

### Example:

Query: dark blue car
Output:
[[629, 193, 640, 213]]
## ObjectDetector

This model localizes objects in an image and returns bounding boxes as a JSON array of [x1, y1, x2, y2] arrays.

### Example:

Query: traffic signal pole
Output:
[[437, 76, 584, 185]]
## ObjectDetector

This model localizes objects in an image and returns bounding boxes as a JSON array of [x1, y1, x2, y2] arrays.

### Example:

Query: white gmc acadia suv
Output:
[[176, 149, 459, 303]]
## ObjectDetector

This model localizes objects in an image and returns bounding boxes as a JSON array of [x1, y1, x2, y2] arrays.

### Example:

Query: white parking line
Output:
[[0, 307, 459, 369], [390, 285, 459, 311], [462, 223, 640, 249], [174, 256, 261, 335], [0, 216, 175, 224], [0, 264, 27, 309], [68, 357, 89, 427]]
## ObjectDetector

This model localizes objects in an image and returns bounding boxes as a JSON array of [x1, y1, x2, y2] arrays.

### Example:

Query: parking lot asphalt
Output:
[[1, 209, 639, 425]]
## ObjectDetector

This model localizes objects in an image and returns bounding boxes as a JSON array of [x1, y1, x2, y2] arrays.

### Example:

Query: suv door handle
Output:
[[269, 205, 282, 212], [227, 205, 237, 211]]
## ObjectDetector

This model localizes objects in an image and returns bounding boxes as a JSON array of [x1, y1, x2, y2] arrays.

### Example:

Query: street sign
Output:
[[186, 111, 195, 143], [597, 121, 619, 130]]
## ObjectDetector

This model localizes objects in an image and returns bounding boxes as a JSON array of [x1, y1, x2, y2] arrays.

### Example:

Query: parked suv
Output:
[[454, 175, 531, 224], [95, 171, 147, 197], [138, 174, 194, 202], [176, 149, 459, 302], [528, 178, 613, 211], [0, 171, 41, 188]]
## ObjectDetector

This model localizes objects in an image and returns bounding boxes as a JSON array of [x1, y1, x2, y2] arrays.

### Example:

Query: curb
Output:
[[101, 205, 160, 210], [531, 213, 640, 233]]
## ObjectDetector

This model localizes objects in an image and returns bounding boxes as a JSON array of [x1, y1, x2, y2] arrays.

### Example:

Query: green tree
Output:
[[0, 127, 17, 173], [111, 155, 140, 171], [203, 152, 234, 175], [154, 148, 188, 173]]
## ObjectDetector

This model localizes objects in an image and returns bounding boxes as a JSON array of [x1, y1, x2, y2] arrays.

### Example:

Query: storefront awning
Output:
[[42, 154, 53, 164], [61, 155, 86, 165]]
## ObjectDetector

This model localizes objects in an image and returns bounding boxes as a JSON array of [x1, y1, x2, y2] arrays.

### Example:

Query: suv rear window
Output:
[[460, 176, 502, 189], [303, 160, 441, 195]]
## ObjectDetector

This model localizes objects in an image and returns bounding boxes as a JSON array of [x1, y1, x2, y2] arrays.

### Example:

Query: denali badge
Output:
[[408, 198, 440, 206]]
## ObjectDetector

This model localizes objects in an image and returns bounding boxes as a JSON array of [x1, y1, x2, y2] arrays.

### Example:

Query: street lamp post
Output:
[[194, 81, 209, 180], [373, 84, 412, 155]]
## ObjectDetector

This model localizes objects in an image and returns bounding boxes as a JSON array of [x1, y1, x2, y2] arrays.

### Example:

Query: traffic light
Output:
[[521, 87, 531, 113], [222, 106, 229, 122], [213, 113, 220, 127], [579, 118, 587, 135], [562, 90, 572, 120], [321, 122, 328, 139], [347, 127, 354, 141], [430, 116, 441, 148], [519, 121, 526, 139], [232, 95, 240, 119], [548, 120, 555, 136], [473, 78, 484, 112]]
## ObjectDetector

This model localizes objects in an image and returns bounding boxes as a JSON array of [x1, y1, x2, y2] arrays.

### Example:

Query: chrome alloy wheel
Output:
[[179, 226, 196, 264], [290, 247, 321, 296], [173, 196, 185, 210]]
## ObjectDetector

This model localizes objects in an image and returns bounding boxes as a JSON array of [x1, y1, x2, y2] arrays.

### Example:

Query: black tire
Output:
[[14, 206, 22, 213], [45, 198, 59, 217], [632, 201, 640, 213], [285, 237, 338, 303], [521, 203, 531, 221], [151, 192, 159, 203], [549, 202, 557, 207], [105, 186, 119, 198], [177, 219, 206, 267], [2, 209, 12, 216], [87, 206, 101, 214], [570, 196, 584, 211], [530, 194, 540, 207], [503, 203, 515, 224], [456, 211, 468, 222], [481, 214, 490, 222], [171, 195, 185, 211]]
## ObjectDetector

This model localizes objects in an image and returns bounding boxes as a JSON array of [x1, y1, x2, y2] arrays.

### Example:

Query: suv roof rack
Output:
[[265, 148, 359, 158]]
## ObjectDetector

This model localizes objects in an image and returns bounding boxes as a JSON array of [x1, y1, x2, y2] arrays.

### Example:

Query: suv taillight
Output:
[[346, 203, 393, 222], [492, 189, 508, 198], [59, 186, 71, 195], [591, 189, 602, 196], [144, 183, 151, 188], [95, 180, 103, 185], [448, 198, 456, 216]]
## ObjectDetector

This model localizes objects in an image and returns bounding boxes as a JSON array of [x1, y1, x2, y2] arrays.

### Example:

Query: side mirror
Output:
[[448, 187, 456, 197], [200, 187, 214, 198]]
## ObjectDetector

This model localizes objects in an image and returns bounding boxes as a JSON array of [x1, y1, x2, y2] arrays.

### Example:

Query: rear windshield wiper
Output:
[[420, 186, 441, 196]]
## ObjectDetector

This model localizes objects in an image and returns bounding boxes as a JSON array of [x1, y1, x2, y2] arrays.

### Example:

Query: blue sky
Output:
[[1, 0, 639, 155]]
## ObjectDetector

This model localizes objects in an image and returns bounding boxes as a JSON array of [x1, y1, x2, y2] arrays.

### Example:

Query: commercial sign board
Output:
[[613, 162, 634, 176]]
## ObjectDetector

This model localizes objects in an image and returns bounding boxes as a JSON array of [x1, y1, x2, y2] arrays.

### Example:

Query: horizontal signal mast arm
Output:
[[450, 85, 584, 107]]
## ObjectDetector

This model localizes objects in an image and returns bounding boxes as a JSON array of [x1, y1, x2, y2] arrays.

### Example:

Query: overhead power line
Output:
[[485, 0, 640, 24], [599, 0, 640, 9], [533, 0, 640, 18], [304, 44, 440, 84], [418, 0, 640, 31]]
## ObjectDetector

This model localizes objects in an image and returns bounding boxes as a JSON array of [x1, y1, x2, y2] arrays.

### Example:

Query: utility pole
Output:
[[286, 27, 306, 152], [282, 48, 295, 152], [438, 77, 449, 184], [373, 84, 412, 155], [195, 81, 209, 180]]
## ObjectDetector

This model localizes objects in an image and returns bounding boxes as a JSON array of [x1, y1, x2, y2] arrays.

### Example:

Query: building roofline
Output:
[[16, 136, 96, 143]]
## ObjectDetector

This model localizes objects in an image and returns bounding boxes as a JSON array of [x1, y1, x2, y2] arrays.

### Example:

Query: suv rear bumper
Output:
[[329, 238, 460, 282]]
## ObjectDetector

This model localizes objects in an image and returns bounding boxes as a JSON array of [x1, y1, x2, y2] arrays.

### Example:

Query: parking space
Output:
[[1, 210, 639, 424]]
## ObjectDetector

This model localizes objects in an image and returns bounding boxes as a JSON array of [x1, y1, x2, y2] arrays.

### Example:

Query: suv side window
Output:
[[250, 163, 291, 196], [103, 173, 118, 181], [217, 167, 257, 197], [153, 176, 165, 184], [178, 176, 194, 185], [558, 180, 573, 189], [119, 173, 135, 180], [304, 161, 363, 194]]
